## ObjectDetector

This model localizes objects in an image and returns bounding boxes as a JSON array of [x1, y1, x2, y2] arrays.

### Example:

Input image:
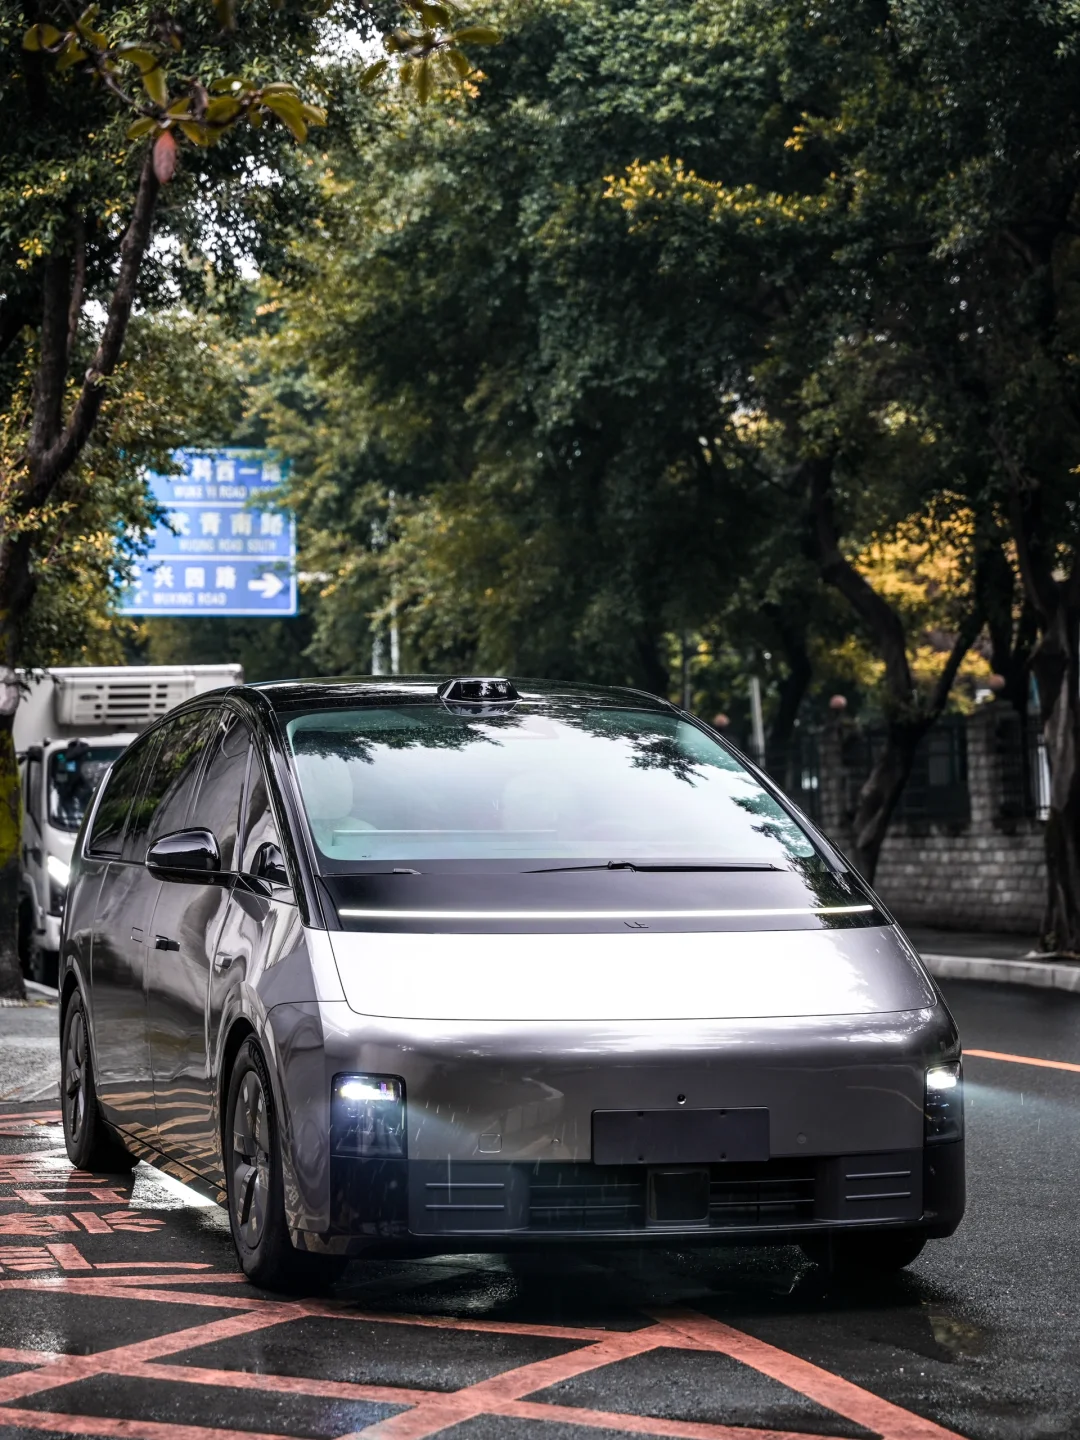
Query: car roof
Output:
[[248, 676, 674, 715]]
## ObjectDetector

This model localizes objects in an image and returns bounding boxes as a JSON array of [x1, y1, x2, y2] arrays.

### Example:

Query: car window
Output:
[[126, 709, 216, 863], [285, 704, 816, 867], [24, 756, 42, 831], [239, 753, 282, 874], [48, 744, 125, 833], [86, 741, 150, 859], [187, 713, 251, 872]]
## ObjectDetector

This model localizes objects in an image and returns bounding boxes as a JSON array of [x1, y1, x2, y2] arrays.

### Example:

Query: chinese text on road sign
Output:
[[119, 450, 297, 617]]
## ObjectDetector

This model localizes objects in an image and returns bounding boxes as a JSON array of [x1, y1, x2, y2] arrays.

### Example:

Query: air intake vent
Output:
[[54, 675, 195, 727]]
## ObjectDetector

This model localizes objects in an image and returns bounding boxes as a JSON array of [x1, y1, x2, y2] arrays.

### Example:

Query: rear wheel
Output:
[[225, 1037, 346, 1293], [800, 1231, 927, 1274], [61, 992, 136, 1173]]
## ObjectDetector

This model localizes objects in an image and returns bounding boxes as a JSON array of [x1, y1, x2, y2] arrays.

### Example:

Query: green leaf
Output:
[[360, 57, 389, 87], [416, 2, 451, 26], [263, 93, 308, 141], [141, 65, 168, 107], [22, 22, 63, 51], [126, 115, 157, 138], [415, 56, 432, 103], [116, 45, 159, 74], [206, 95, 243, 124], [446, 47, 471, 79], [209, 74, 245, 93], [301, 103, 327, 126], [56, 36, 87, 70], [178, 120, 213, 146], [451, 25, 499, 44]]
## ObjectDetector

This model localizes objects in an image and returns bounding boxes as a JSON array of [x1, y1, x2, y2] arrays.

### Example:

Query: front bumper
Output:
[[297, 1141, 964, 1254]]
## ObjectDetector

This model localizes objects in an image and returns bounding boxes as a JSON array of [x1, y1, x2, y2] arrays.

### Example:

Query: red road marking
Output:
[[659, 1309, 963, 1440], [130, 1359, 444, 1407], [45, 1243, 92, 1271], [499, 1400, 843, 1440], [0, 1347, 61, 1365], [965, 1048, 1080, 1074], [0, 1277, 970, 1440], [0, 1407, 299, 1440]]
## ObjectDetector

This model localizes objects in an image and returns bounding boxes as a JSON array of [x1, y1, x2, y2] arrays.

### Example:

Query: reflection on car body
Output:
[[59, 675, 964, 1289]]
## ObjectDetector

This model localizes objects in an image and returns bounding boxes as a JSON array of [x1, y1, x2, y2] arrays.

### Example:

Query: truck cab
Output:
[[16, 665, 242, 985]]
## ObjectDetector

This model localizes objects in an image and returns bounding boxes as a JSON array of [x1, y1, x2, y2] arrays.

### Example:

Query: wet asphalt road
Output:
[[0, 978, 1078, 1440]]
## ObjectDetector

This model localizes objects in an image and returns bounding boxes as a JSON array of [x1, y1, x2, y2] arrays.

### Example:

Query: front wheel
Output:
[[225, 1037, 345, 1293], [800, 1230, 927, 1274], [61, 992, 136, 1173]]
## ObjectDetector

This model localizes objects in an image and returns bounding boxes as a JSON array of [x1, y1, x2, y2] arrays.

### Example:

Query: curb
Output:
[[922, 952, 1080, 994]]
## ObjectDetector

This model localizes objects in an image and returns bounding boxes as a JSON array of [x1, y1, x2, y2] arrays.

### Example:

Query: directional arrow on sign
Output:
[[248, 572, 286, 599]]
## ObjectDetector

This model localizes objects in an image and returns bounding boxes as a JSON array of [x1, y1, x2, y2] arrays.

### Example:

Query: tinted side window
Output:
[[87, 743, 148, 858], [188, 714, 251, 871], [25, 757, 42, 830], [239, 754, 282, 874], [126, 710, 215, 863]]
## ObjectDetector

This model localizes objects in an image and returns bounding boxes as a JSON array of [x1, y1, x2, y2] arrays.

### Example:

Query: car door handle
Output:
[[154, 935, 180, 952]]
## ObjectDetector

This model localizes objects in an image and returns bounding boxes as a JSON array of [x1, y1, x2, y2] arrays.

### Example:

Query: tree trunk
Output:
[[764, 608, 812, 790], [848, 718, 927, 882], [1030, 605, 1080, 952], [807, 452, 985, 883]]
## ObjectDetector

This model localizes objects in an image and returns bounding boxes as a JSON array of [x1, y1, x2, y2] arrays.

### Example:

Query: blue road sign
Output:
[[119, 449, 298, 617]]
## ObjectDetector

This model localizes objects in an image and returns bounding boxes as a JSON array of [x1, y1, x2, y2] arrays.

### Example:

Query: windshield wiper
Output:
[[526, 860, 781, 874]]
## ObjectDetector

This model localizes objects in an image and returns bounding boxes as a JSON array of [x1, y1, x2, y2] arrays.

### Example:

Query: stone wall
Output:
[[817, 705, 1046, 935]]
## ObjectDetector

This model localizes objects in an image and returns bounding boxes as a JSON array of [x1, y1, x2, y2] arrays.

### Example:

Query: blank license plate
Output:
[[592, 1108, 769, 1165]]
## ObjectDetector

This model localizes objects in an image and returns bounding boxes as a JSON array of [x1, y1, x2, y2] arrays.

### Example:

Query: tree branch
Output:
[[806, 452, 914, 705], [66, 215, 86, 362], [27, 252, 71, 465], [928, 600, 984, 717], [35, 152, 160, 500]]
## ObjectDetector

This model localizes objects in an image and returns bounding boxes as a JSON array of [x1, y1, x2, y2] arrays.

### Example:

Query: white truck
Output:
[[15, 664, 242, 985]]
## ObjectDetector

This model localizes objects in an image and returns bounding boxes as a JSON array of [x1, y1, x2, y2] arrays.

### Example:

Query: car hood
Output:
[[328, 923, 934, 1022]]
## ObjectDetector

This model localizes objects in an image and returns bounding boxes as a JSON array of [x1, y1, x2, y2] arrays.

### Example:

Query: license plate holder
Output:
[[592, 1107, 769, 1165]]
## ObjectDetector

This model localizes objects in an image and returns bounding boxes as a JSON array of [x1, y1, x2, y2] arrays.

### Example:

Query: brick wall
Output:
[[818, 705, 1046, 935]]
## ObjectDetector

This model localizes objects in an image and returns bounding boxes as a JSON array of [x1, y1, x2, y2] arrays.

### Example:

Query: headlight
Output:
[[47, 855, 70, 887], [331, 1073, 406, 1158], [925, 1061, 963, 1143]]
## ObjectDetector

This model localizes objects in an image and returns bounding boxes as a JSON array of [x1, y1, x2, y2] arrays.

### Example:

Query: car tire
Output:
[[224, 1037, 346, 1293], [61, 992, 136, 1173], [800, 1230, 927, 1274]]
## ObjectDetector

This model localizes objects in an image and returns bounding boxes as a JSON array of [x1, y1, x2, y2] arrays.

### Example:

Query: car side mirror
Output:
[[252, 841, 290, 888], [146, 828, 222, 880]]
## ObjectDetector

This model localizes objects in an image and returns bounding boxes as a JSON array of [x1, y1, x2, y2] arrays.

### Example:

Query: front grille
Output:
[[527, 1160, 815, 1233], [529, 1165, 646, 1230], [709, 1160, 816, 1227]]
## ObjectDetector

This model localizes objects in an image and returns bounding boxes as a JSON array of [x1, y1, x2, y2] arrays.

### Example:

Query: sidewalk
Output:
[[905, 925, 1080, 994]]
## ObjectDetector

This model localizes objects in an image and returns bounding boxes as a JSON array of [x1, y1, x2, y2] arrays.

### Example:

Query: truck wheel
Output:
[[800, 1231, 927, 1274], [30, 946, 59, 989], [17, 897, 33, 977], [61, 992, 136, 1173], [225, 1038, 346, 1293]]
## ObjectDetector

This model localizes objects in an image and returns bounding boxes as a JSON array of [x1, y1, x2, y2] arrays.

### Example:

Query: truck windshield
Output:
[[285, 705, 816, 865], [48, 745, 125, 833]]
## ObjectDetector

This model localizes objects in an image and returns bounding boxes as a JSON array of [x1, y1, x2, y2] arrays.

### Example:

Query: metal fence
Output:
[[765, 708, 1052, 830], [996, 708, 1051, 822]]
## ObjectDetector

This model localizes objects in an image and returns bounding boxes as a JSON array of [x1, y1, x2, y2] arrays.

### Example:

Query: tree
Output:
[[0, 0, 494, 997], [255, 0, 992, 884]]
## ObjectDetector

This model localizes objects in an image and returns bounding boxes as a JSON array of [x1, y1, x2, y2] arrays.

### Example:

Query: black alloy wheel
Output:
[[61, 992, 135, 1173], [225, 1036, 345, 1292]]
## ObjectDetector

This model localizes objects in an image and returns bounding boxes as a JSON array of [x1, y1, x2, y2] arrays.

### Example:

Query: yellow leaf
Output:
[[22, 22, 62, 50], [141, 65, 167, 107], [178, 120, 213, 146], [126, 116, 157, 139], [56, 36, 87, 70]]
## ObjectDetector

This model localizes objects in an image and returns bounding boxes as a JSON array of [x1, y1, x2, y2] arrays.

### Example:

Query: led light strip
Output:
[[337, 903, 876, 921]]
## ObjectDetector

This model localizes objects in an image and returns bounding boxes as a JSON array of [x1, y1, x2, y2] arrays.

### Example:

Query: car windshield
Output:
[[48, 745, 125, 833], [285, 704, 816, 865]]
